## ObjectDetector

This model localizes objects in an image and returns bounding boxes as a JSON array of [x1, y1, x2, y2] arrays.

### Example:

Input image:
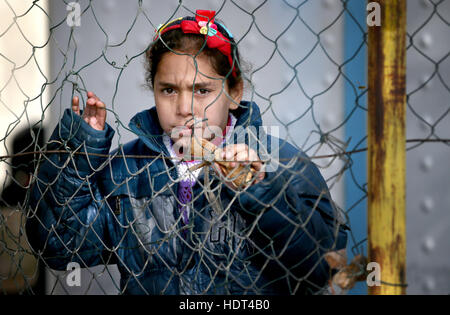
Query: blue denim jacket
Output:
[[26, 101, 347, 295]]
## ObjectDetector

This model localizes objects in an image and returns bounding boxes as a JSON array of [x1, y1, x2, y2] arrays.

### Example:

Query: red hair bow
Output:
[[155, 10, 236, 77]]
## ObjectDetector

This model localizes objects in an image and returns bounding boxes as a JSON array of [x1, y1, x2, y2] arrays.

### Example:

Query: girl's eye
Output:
[[162, 88, 175, 95], [195, 88, 210, 95]]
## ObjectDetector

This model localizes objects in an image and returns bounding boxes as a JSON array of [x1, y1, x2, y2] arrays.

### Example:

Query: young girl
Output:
[[26, 10, 347, 295]]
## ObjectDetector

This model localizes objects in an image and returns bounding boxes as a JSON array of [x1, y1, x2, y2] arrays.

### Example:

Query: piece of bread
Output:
[[190, 137, 255, 187]]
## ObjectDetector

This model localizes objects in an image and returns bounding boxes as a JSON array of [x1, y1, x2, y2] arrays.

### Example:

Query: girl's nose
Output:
[[176, 92, 194, 117]]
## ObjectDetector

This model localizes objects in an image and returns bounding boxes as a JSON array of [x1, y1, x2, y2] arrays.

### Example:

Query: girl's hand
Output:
[[72, 91, 106, 131], [216, 143, 265, 188]]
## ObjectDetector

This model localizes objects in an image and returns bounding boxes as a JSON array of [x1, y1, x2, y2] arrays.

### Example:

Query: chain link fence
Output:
[[407, 0, 450, 148], [0, 0, 448, 295], [404, 0, 450, 294]]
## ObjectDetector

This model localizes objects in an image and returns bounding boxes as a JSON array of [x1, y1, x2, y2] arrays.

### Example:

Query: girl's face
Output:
[[153, 52, 243, 149]]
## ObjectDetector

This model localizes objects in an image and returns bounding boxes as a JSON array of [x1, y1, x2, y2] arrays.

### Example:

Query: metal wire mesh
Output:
[[0, 0, 448, 295], [406, 0, 450, 150]]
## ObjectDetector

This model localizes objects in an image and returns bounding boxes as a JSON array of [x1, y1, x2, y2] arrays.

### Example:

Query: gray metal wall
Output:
[[405, 0, 450, 295]]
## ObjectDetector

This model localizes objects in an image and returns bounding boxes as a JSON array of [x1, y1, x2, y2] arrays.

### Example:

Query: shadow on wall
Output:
[[0, 125, 46, 295]]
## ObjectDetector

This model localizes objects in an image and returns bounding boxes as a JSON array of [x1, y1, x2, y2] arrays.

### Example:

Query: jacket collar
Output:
[[128, 101, 262, 155]]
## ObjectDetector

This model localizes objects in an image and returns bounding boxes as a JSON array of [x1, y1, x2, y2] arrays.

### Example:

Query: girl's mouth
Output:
[[176, 127, 192, 138]]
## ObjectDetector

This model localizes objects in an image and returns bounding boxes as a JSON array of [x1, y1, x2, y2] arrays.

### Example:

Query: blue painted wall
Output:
[[344, 0, 368, 295]]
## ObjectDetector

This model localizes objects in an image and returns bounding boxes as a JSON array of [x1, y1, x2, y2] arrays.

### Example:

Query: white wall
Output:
[[0, 0, 50, 192], [0, 0, 50, 294]]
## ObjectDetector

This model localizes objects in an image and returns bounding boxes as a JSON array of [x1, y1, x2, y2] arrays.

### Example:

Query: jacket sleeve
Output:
[[25, 109, 116, 270], [228, 149, 348, 293]]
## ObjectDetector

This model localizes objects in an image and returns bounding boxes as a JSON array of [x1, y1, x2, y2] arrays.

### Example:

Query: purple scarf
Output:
[[175, 115, 234, 229]]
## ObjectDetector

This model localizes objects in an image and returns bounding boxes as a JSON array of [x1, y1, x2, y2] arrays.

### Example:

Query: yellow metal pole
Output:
[[367, 0, 407, 295]]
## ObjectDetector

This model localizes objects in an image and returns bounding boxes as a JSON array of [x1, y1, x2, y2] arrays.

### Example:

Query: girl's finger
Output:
[[83, 98, 93, 118], [87, 97, 97, 106], [248, 150, 263, 171], [96, 100, 107, 126], [87, 91, 99, 102], [223, 144, 248, 161], [96, 100, 106, 110], [83, 97, 95, 123], [253, 163, 265, 179], [245, 149, 265, 183], [254, 169, 265, 184], [72, 96, 80, 116], [235, 150, 250, 164]]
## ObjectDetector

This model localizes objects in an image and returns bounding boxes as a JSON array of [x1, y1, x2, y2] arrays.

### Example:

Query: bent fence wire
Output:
[[0, 0, 448, 295]]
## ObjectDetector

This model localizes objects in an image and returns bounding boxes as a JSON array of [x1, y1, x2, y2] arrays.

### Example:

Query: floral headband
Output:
[[153, 10, 237, 77]]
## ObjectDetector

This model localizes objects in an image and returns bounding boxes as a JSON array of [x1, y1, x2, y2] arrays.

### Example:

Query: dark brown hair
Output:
[[144, 28, 243, 91]]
